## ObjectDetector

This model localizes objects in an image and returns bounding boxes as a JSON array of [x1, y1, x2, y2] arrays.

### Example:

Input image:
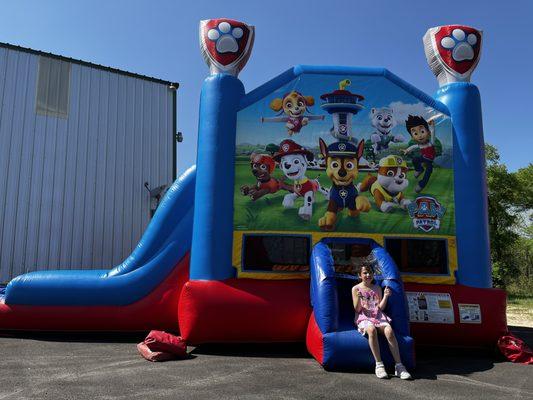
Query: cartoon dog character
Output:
[[370, 108, 405, 154], [240, 153, 287, 201], [359, 155, 411, 212], [262, 91, 324, 136], [273, 139, 329, 220], [318, 139, 371, 230]]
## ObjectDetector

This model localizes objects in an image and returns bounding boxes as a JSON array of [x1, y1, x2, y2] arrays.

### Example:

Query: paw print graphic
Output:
[[440, 28, 478, 62], [207, 21, 244, 54]]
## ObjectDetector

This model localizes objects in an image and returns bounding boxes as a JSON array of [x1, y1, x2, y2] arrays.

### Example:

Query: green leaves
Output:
[[486, 144, 533, 290]]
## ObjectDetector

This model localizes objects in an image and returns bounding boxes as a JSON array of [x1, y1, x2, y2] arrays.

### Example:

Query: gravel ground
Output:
[[507, 300, 533, 328]]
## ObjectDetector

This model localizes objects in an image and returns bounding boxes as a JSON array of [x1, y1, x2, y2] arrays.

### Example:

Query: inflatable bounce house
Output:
[[0, 19, 507, 371]]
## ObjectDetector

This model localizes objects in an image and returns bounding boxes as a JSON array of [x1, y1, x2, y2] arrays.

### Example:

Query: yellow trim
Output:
[[233, 230, 457, 284]]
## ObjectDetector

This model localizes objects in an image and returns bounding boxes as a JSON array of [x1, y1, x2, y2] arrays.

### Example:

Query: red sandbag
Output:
[[137, 342, 176, 362], [143, 330, 187, 357], [137, 330, 188, 362], [497, 333, 533, 365]]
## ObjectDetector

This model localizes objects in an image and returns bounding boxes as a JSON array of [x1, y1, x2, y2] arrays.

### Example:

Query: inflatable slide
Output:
[[0, 167, 195, 331], [307, 239, 414, 370]]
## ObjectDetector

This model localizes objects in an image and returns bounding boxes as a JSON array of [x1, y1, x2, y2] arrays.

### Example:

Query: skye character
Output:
[[262, 91, 324, 136]]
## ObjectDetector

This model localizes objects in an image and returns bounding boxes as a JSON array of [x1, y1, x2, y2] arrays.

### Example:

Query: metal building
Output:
[[0, 43, 178, 282]]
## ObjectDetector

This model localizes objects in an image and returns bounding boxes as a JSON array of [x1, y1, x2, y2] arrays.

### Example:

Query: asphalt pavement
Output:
[[0, 327, 531, 400]]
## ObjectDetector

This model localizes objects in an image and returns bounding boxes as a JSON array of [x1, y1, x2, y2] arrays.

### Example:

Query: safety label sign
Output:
[[458, 303, 482, 324], [406, 292, 454, 324]]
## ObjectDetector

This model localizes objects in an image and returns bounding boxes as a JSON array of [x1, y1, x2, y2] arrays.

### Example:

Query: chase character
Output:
[[318, 139, 371, 231]]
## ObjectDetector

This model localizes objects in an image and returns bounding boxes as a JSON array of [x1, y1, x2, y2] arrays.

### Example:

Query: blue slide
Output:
[[3, 167, 196, 306], [308, 238, 415, 371]]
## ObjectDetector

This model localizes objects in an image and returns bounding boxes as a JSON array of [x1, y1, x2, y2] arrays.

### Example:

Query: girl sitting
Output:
[[352, 264, 412, 379]]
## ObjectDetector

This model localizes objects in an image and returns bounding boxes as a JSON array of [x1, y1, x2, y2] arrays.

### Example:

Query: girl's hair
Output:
[[357, 263, 375, 275], [356, 263, 375, 277]]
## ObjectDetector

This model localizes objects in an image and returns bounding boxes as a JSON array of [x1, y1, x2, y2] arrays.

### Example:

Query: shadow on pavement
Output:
[[413, 346, 503, 379], [1, 325, 530, 371], [0, 331, 148, 343], [191, 342, 310, 359]]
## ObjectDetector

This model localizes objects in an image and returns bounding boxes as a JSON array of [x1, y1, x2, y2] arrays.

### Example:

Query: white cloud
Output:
[[386, 101, 429, 124]]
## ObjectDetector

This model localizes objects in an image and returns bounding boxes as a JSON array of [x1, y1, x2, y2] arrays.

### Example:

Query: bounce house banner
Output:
[[233, 73, 456, 280]]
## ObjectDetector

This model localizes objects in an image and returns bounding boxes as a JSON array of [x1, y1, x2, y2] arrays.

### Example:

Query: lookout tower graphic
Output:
[[320, 79, 365, 142]]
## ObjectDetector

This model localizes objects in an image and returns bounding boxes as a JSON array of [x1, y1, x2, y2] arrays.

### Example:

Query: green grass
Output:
[[508, 294, 533, 308], [234, 161, 456, 235]]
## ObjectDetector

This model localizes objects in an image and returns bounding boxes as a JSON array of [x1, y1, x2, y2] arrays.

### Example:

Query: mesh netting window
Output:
[[385, 238, 448, 275], [242, 235, 310, 272]]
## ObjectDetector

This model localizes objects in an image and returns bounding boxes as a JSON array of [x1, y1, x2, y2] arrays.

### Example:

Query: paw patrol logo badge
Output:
[[396, 157, 403, 165], [424, 25, 482, 85], [338, 143, 346, 151], [407, 196, 446, 232], [282, 143, 290, 152], [199, 19, 255, 76], [339, 124, 347, 134]]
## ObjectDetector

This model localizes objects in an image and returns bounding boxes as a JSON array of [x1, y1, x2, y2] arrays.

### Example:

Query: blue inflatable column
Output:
[[191, 19, 254, 280], [424, 25, 491, 288], [190, 74, 244, 280], [435, 83, 491, 288]]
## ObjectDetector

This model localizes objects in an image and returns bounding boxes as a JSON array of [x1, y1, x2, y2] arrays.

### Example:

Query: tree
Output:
[[486, 144, 533, 290]]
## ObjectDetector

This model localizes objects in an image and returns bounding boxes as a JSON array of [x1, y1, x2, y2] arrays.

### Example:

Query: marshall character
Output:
[[262, 91, 324, 136], [273, 139, 329, 221]]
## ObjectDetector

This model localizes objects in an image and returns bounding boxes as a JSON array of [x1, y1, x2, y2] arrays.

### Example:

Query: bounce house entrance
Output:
[[307, 238, 414, 370]]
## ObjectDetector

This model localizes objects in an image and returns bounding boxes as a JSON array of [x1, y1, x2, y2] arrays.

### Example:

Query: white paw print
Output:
[[207, 21, 244, 54], [440, 29, 478, 62]]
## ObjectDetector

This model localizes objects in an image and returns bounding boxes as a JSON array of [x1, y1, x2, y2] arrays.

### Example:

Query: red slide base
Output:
[[0, 255, 190, 332], [404, 283, 508, 348], [306, 312, 324, 365], [178, 279, 312, 344]]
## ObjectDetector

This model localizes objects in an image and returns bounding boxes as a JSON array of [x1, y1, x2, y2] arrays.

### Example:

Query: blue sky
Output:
[[0, 0, 531, 173]]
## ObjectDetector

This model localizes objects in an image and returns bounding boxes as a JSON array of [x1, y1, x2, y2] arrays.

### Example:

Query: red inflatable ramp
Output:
[[178, 279, 311, 344]]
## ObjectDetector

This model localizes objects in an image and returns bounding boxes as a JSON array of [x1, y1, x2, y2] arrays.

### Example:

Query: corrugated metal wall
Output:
[[0, 46, 175, 282]]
